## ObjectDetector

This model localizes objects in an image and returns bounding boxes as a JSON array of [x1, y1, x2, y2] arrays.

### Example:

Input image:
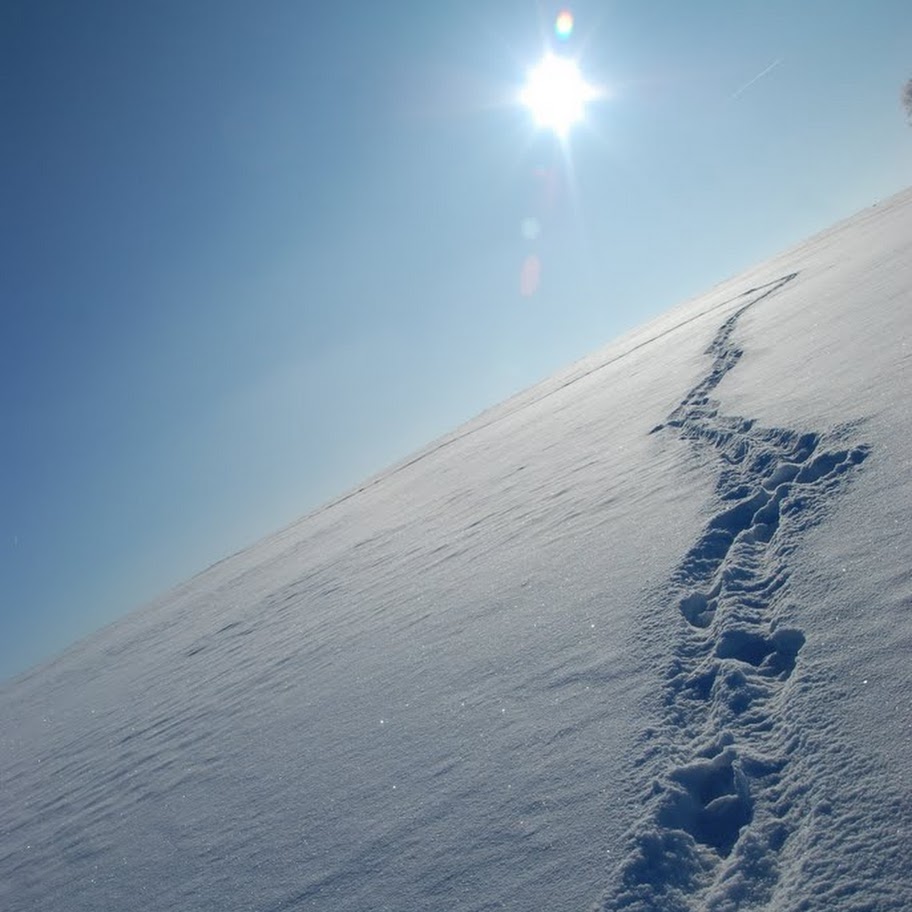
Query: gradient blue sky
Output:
[[2, 1, 911, 681]]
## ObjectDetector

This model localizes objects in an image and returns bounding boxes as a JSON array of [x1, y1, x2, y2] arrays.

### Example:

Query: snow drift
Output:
[[2, 191, 911, 911]]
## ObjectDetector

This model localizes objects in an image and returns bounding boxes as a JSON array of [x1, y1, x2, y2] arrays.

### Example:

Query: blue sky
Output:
[[2, 1, 911, 681]]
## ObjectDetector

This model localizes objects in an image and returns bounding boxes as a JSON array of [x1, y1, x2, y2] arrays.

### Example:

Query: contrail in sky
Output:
[[731, 58, 782, 99]]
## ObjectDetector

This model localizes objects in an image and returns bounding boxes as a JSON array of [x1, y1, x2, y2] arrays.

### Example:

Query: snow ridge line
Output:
[[596, 273, 871, 911]]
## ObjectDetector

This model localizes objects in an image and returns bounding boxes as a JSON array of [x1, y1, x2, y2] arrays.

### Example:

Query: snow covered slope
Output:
[[2, 191, 911, 911]]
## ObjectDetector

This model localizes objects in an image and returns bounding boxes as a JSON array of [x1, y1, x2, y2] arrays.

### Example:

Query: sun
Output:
[[520, 53, 598, 137]]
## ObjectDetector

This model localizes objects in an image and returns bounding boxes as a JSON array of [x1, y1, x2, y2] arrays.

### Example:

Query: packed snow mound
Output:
[[2, 191, 911, 912]]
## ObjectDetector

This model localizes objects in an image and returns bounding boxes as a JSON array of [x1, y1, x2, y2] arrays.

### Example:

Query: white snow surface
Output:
[[2, 191, 912, 911]]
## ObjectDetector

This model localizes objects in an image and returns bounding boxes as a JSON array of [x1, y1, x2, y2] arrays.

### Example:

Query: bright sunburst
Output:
[[520, 53, 597, 137]]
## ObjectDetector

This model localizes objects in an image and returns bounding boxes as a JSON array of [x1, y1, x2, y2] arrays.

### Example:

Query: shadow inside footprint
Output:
[[680, 592, 716, 628], [716, 627, 805, 678], [658, 749, 753, 856]]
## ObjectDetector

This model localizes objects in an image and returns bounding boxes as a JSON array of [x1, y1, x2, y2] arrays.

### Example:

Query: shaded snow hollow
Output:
[[2, 191, 912, 911]]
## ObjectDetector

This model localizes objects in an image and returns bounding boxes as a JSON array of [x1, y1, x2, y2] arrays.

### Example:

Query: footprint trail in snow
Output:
[[598, 273, 870, 911]]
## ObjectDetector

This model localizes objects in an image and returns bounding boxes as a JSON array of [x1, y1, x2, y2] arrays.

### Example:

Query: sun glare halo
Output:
[[520, 53, 597, 137]]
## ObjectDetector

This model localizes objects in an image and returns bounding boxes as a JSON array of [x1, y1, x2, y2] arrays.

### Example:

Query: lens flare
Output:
[[521, 217, 541, 240], [555, 10, 574, 40], [520, 254, 541, 297]]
